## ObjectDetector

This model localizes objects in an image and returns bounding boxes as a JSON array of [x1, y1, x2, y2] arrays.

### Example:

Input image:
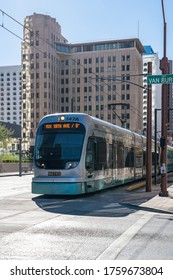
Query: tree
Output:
[[0, 124, 14, 149]]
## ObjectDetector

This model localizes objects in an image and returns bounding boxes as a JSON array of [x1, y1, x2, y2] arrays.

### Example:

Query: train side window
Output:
[[85, 137, 95, 172], [96, 138, 107, 170], [108, 144, 113, 168], [135, 147, 143, 167], [85, 136, 107, 171], [125, 147, 134, 167], [117, 141, 124, 168], [112, 141, 117, 168], [152, 150, 159, 166], [143, 150, 146, 166]]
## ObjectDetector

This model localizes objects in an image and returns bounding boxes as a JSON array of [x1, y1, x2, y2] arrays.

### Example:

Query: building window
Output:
[[126, 65, 130, 71], [126, 55, 130, 61], [108, 56, 111, 63], [126, 84, 130, 90]]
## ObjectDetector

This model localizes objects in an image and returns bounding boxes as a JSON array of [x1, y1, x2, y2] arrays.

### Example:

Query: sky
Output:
[[0, 0, 173, 66]]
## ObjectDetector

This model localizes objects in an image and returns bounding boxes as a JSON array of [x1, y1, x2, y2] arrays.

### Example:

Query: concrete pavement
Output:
[[0, 172, 173, 214], [0, 173, 173, 260], [141, 184, 173, 214]]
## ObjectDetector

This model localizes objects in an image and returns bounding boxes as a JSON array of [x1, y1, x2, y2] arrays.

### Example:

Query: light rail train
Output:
[[32, 113, 173, 195]]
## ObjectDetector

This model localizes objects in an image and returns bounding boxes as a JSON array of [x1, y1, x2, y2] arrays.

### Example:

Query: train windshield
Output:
[[35, 122, 85, 169]]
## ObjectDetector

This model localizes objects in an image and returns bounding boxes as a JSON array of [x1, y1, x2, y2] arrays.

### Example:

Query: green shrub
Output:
[[0, 153, 32, 163]]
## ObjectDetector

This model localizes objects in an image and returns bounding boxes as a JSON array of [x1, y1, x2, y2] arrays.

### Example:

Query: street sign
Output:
[[147, 74, 173, 84]]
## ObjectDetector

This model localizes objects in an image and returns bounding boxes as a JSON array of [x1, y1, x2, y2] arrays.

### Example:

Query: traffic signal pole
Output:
[[159, 0, 168, 196]]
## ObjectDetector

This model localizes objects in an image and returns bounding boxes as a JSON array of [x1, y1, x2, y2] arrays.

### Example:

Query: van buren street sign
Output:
[[147, 74, 173, 84]]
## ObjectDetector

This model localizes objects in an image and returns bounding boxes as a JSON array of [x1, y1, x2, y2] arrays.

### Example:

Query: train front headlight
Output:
[[65, 161, 79, 169]]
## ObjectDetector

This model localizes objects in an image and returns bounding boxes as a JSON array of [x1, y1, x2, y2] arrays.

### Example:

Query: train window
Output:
[[35, 123, 85, 169], [143, 150, 146, 166], [112, 142, 117, 168], [136, 155, 143, 167], [117, 141, 124, 168], [108, 144, 113, 168], [85, 136, 107, 171], [85, 137, 95, 172], [152, 150, 158, 166], [125, 147, 134, 167], [96, 138, 107, 169], [135, 147, 143, 167]]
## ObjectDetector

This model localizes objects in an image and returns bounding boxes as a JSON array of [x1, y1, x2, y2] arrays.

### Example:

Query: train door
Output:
[[108, 141, 114, 181], [112, 140, 117, 184]]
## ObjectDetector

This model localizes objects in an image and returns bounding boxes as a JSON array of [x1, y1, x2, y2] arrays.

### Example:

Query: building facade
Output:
[[142, 46, 162, 136], [0, 65, 22, 125], [57, 39, 144, 131], [21, 13, 67, 150], [22, 13, 145, 151]]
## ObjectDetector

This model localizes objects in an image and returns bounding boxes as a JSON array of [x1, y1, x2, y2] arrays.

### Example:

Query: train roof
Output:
[[39, 112, 143, 138]]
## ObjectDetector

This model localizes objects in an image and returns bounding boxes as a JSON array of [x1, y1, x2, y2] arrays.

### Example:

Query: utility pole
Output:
[[146, 62, 152, 192], [159, 0, 168, 196]]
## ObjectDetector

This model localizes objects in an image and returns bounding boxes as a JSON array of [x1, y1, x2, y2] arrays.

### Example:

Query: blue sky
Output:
[[0, 0, 173, 66]]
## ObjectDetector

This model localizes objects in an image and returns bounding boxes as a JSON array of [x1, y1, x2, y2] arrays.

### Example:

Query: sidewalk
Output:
[[0, 171, 33, 177], [141, 184, 173, 214], [125, 177, 173, 214]]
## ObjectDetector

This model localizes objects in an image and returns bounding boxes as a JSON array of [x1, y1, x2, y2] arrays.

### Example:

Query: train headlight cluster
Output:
[[65, 161, 79, 169]]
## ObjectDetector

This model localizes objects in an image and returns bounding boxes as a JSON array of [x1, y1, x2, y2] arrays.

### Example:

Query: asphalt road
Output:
[[0, 175, 173, 260]]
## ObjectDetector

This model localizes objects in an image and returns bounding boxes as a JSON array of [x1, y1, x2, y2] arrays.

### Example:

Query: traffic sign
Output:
[[147, 74, 173, 84]]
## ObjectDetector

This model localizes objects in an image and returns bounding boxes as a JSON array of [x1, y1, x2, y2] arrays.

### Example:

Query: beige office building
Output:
[[22, 13, 145, 151]]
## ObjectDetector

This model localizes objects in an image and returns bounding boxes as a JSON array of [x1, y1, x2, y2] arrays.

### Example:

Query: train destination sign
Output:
[[44, 123, 82, 130], [147, 74, 173, 85]]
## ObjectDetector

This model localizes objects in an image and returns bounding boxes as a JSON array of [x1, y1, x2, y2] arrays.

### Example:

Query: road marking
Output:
[[97, 212, 153, 260], [127, 181, 145, 191]]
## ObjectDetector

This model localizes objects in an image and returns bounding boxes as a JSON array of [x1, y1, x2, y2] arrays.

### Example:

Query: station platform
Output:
[[125, 176, 173, 214]]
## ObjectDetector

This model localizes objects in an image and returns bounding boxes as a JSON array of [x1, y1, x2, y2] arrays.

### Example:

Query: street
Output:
[[0, 175, 173, 260]]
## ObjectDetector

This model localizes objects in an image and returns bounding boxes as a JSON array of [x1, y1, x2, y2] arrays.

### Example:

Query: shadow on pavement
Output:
[[32, 183, 172, 217]]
